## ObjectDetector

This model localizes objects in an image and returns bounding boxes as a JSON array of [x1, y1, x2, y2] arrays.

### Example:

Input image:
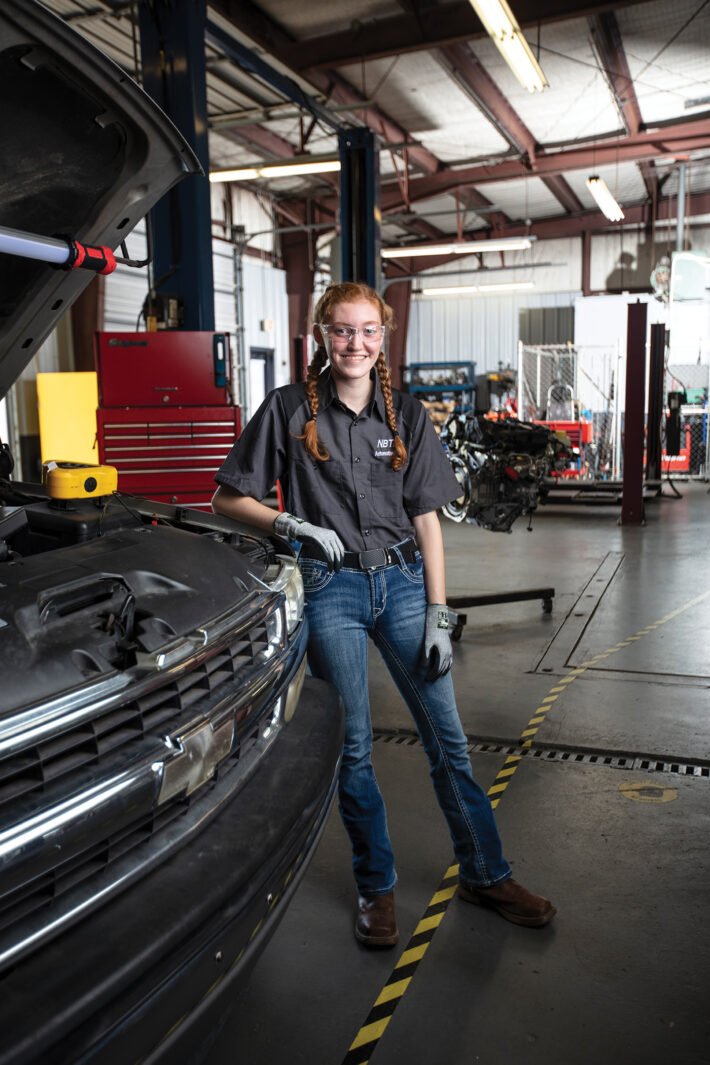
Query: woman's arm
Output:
[[211, 484, 279, 532], [412, 510, 447, 604]]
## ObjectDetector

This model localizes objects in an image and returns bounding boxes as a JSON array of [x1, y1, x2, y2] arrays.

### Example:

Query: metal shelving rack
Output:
[[406, 361, 477, 410]]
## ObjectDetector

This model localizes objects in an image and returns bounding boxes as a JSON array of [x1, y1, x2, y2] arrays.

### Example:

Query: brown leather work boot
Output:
[[355, 890, 399, 947], [458, 877, 556, 927]]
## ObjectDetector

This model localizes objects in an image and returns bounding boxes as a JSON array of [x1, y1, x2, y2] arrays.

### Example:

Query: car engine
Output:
[[438, 413, 573, 532]]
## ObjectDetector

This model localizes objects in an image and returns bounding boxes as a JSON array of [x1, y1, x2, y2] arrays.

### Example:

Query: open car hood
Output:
[[0, 0, 201, 399]]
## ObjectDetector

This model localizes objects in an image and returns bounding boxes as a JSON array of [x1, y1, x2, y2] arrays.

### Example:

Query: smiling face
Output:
[[315, 299, 384, 384]]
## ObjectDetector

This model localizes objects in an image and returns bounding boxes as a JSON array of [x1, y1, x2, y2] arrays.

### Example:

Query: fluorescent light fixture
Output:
[[210, 158, 341, 183], [421, 280, 535, 295], [479, 280, 535, 291], [586, 175, 625, 222], [382, 236, 535, 259], [421, 285, 480, 295], [468, 0, 548, 93]]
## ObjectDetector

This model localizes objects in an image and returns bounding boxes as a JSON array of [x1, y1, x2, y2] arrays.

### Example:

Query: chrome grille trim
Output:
[[0, 688, 284, 973], [0, 613, 308, 975], [0, 589, 277, 758], [0, 647, 285, 899]]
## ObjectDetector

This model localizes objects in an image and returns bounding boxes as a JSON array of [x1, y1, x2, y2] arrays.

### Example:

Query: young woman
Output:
[[212, 281, 555, 946]]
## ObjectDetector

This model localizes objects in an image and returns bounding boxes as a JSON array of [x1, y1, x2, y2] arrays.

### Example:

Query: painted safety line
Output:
[[340, 586, 710, 1065], [340, 867, 459, 1065]]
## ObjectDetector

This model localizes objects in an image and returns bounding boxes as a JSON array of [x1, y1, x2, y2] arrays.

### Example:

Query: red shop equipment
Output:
[[95, 331, 240, 510]]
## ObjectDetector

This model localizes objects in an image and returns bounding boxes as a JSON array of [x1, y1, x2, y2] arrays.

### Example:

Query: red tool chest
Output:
[[95, 332, 240, 508]]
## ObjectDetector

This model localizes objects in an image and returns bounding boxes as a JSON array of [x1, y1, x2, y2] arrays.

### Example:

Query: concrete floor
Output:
[[214, 482, 710, 1065]]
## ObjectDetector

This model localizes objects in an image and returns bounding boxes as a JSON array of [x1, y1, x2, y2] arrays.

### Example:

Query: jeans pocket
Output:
[[298, 557, 335, 593], [399, 552, 424, 584]]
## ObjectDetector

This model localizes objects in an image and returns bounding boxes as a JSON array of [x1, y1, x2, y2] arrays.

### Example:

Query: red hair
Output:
[[300, 283, 407, 471]]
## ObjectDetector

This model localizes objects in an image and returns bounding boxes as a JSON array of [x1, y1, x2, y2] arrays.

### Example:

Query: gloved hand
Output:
[[422, 603, 453, 682], [273, 512, 345, 571]]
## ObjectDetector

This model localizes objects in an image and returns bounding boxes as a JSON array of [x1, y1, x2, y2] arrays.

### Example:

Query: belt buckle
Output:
[[358, 547, 388, 570]]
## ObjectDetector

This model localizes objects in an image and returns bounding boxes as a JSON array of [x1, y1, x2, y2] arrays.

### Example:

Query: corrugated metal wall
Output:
[[407, 290, 581, 373], [590, 224, 710, 293]]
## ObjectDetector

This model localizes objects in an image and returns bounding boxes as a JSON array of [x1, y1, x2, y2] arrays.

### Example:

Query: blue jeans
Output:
[[299, 544, 512, 897]]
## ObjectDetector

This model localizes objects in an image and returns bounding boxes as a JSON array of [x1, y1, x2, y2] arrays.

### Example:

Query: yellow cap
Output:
[[42, 461, 118, 500]]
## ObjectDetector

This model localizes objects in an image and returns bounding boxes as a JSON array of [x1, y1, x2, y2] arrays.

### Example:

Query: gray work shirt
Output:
[[215, 368, 461, 552]]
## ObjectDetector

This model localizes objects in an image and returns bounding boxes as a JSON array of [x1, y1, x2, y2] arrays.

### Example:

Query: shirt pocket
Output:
[[369, 462, 404, 520]]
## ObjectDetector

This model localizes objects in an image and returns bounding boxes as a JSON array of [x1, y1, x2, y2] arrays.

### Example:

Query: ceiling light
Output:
[[421, 285, 479, 295], [468, 0, 548, 93], [478, 280, 535, 291], [421, 280, 535, 295], [382, 236, 535, 259], [209, 158, 341, 182], [586, 175, 625, 222]]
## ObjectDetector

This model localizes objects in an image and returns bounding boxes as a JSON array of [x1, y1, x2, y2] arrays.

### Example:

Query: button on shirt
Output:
[[214, 368, 462, 552]]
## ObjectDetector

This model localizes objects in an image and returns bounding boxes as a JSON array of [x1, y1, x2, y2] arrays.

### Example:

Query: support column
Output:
[[676, 162, 687, 252], [646, 323, 666, 484], [621, 301, 648, 525], [581, 230, 592, 296], [339, 129, 381, 289], [282, 230, 315, 381], [384, 280, 412, 390], [138, 0, 215, 330]]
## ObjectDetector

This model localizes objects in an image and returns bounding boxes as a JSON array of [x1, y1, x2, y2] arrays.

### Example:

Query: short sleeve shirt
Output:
[[214, 368, 462, 552]]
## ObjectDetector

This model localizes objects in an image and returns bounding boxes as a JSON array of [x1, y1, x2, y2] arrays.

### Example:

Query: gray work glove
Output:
[[273, 512, 345, 571], [422, 603, 453, 682]]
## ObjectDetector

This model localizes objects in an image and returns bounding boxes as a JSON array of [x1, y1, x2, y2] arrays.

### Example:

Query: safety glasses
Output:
[[319, 323, 388, 343]]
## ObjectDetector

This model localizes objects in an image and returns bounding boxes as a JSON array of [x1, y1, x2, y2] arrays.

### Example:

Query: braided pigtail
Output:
[[376, 352, 408, 471], [298, 345, 331, 461]]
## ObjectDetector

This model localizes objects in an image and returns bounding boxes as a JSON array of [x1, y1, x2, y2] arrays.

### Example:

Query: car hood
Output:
[[0, 520, 261, 714], [0, 0, 201, 400]]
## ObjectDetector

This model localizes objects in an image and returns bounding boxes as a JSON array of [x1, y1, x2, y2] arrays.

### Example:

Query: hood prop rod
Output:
[[0, 223, 148, 275]]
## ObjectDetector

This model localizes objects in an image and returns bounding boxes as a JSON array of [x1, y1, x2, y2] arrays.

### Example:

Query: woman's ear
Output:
[[313, 324, 324, 347]]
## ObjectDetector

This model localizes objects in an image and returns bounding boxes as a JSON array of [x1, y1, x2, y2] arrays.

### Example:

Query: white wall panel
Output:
[[103, 224, 148, 331], [407, 290, 580, 372], [590, 225, 710, 293]]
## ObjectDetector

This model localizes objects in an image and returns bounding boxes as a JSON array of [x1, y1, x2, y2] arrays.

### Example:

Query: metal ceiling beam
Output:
[[368, 117, 710, 212], [589, 10, 657, 200], [205, 18, 347, 133], [439, 43, 584, 214], [208, 0, 441, 178], [379, 190, 710, 274], [208, 0, 506, 231], [266, 0, 645, 72], [218, 122, 308, 160]]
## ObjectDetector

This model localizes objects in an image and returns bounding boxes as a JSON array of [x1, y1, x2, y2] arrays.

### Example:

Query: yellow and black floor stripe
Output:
[[340, 586, 710, 1064], [341, 865, 459, 1065], [484, 588, 710, 808]]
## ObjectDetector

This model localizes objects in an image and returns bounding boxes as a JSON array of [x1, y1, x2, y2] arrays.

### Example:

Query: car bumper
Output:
[[0, 676, 344, 1065]]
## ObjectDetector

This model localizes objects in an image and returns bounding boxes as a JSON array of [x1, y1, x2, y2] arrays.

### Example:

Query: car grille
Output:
[[0, 620, 270, 810], [0, 593, 301, 971]]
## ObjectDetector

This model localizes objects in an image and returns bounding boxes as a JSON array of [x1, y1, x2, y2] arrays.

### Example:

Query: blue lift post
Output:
[[140, 6, 382, 321], [203, 18, 382, 291], [138, 0, 215, 331], [338, 128, 381, 289]]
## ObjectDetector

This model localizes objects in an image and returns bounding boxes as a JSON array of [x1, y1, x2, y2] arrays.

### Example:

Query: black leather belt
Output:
[[302, 538, 418, 571]]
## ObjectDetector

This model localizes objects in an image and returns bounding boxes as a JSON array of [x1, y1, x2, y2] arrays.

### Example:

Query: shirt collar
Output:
[[317, 366, 387, 421]]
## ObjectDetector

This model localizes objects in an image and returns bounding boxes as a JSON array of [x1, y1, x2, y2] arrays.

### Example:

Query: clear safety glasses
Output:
[[319, 323, 388, 344]]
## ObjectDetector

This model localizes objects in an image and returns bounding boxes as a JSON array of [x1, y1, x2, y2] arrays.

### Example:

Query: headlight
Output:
[[268, 556, 304, 635]]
